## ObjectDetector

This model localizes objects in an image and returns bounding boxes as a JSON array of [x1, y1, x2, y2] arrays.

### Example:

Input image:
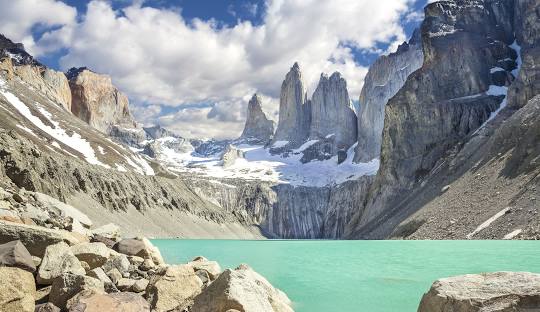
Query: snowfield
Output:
[[152, 138, 379, 187]]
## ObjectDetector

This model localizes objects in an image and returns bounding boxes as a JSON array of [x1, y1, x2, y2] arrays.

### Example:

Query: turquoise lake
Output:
[[152, 240, 540, 312]]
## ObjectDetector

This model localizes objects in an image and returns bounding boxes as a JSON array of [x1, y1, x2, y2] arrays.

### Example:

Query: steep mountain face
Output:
[[239, 94, 275, 143], [144, 125, 180, 140], [353, 30, 423, 162], [272, 62, 310, 146], [345, 0, 539, 239], [67, 67, 137, 134], [310, 72, 357, 151]]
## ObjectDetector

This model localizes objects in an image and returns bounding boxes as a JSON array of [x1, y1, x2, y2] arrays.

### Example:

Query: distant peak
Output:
[[292, 62, 300, 71], [65, 67, 92, 80]]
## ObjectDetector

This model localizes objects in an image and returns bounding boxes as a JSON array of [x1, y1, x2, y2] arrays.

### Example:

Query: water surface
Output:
[[152, 240, 540, 312]]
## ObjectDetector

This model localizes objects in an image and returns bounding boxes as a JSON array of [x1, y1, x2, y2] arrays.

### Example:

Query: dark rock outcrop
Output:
[[354, 29, 423, 162], [239, 94, 275, 143], [346, 0, 523, 238]]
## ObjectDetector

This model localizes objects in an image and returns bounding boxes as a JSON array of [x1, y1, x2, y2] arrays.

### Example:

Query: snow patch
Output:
[[293, 140, 319, 153], [0, 84, 109, 168], [272, 140, 289, 148], [490, 67, 505, 74], [509, 40, 522, 77], [503, 229, 522, 240], [467, 207, 511, 239]]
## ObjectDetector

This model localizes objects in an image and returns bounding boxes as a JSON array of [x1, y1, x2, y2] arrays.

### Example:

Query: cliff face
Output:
[[310, 72, 357, 150], [272, 62, 310, 146], [67, 67, 136, 134], [345, 0, 539, 238], [354, 30, 423, 162], [240, 94, 275, 143]]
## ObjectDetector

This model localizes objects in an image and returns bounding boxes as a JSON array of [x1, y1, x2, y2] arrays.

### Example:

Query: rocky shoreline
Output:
[[0, 185, 292, 312]]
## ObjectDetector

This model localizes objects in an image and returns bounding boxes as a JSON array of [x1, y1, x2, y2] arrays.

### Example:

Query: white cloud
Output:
[[6, 0, 418, 139], [0, 0, 76, 56]]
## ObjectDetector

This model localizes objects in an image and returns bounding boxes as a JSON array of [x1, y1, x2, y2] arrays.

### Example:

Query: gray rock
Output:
[[0, 220, 80, 257], [146, 265, 203, 312], [220, 145, 245, 168], [87, 267, 117, 293], [310, 72, 357, 151], [35, 303, 60, 312], [354, 28, 423, 162], [37, 242, 86, 285], [239, 94, 275, 143], [418, 272, 540, 312], [113, 238, 147, 257], [106, 268, 123, 285], [66, 290, 150, 312], [70, 242, 111, 269], [187, 256, 221, 280], [0, 240, 36, 272], [49, 273, 104, 309], [191, 264, 293, 312], [272, 62, 310, 146], [101, 253, 130, 274], [132, 278, 149, 293], [91, 224, 120, 241], [116, 278, 136, 291]]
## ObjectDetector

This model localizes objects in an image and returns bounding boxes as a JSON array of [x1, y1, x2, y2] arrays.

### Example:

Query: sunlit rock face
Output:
[[239, 94, 275, 143], [309, 72, 357, 150], [67, 67, 136, 134], [354, 29, 423, 163], [272, 62, 310, 146]]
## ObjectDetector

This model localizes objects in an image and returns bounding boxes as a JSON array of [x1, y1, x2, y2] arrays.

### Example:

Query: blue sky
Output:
[[0, 0, 429, 138]]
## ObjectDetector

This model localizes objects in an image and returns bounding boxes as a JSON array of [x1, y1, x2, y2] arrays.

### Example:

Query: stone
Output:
[[187, 256, 221, 280], [106, 268, 123, 285], [418, 272, 540, 312], [113, 238, 146, 257], [132, 278, 149, 293], [67, 68, 136, 134], [354, 28, 423, 162], [90, 234, 116, 249], [49, 273, 104, 309], [309, 72, 357, 151], [101, 253, 130, 274], [140, 258, 155, 271], [91, 224, 120, 241], [87, 268, 117, 293], [272, 62, 310, 146], [128, 255, 144, 266], [34, 193, 92, 228], [0, 220, 79, 257], [70, 242, 110, 269], [0, 267, 35, 312], [37, 242, 86, 285], [191, 264, 293, 312], [66, 290, 150, 312], [12, 193, 25, 203], [141, 237, 165, 265], [116, 278, 136, 291], [36, 285, 52, 303], [239, 94, 275, 143], [32, 255, 42, 267], [221, 145, 245, 168], [35, 303, 61, 312], [0, 240, 36, 272], [146, 265, 203, 312]]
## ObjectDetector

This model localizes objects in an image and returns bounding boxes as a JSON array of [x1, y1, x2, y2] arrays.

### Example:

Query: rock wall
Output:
[[310, 72, 357, 150], [272, 62, 310, 146], [68, 67, 136, 134], [354, 29, 423, 162], [240, 94, 275, 143], [345, 0, 521, 237]]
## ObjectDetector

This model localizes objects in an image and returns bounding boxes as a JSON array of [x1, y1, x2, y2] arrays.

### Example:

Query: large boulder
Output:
[[0, 220, 80, 257], [187, 256, 221, 280], [191, 264, 293, 312], [101, 253, 130, 274], [418, 272, 540, 312], [146, 265, 203, 312], [0, 267, 35, 312], [0, 240, 35, 272], [70, 242, 111, 269], [33, 193, 92, 228], [113, 238, 164, 265], [49, 274, 104, 309], [37, 242, 86, 285], [66, 290, 150, 312]]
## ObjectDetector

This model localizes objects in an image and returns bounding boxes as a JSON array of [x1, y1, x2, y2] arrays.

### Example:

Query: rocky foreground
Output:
[[0, 185, 293, 312]]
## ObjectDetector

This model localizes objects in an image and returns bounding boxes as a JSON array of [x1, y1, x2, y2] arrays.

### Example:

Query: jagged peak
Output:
[[0, 33, 41, 66], [65, 67, 93, 80], [292, 62, 300, 71]]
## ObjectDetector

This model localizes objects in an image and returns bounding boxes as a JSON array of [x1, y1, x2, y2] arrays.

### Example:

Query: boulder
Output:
[[0, 220, 79, 257], [70, 242, 110, 269], [418, 272, 540, 312], [87, 268, 117, 293], [33, 193, 92, 228], [37, 242, 86, 285], [146, 265, 203, 312], [91, 224, 120, 241], [49, 274, 104, 309], [0, 267, 35, 312], [191, 264, 293, 312], [220, 145, 245, 168], [140, 258, 155, 271], [35, 303, 60, 312], [101, 253, 130, 274], [132, 278, 149, 293], [36, 285, 52, 303], [0, 240, 36, 272], [113, 238, 164, 265], [106, 268, 123, 285], [66, 290, 150, 312], [187, 256, 221, 280], [116, 278, 136, 291]]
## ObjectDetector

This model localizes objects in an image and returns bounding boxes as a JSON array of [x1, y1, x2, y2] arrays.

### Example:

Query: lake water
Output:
[[152, 240, 540, 312]]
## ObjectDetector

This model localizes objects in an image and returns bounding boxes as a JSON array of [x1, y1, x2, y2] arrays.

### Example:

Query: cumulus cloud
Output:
[[2, 0, 420, 139], [0, 0, 76, 56]]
